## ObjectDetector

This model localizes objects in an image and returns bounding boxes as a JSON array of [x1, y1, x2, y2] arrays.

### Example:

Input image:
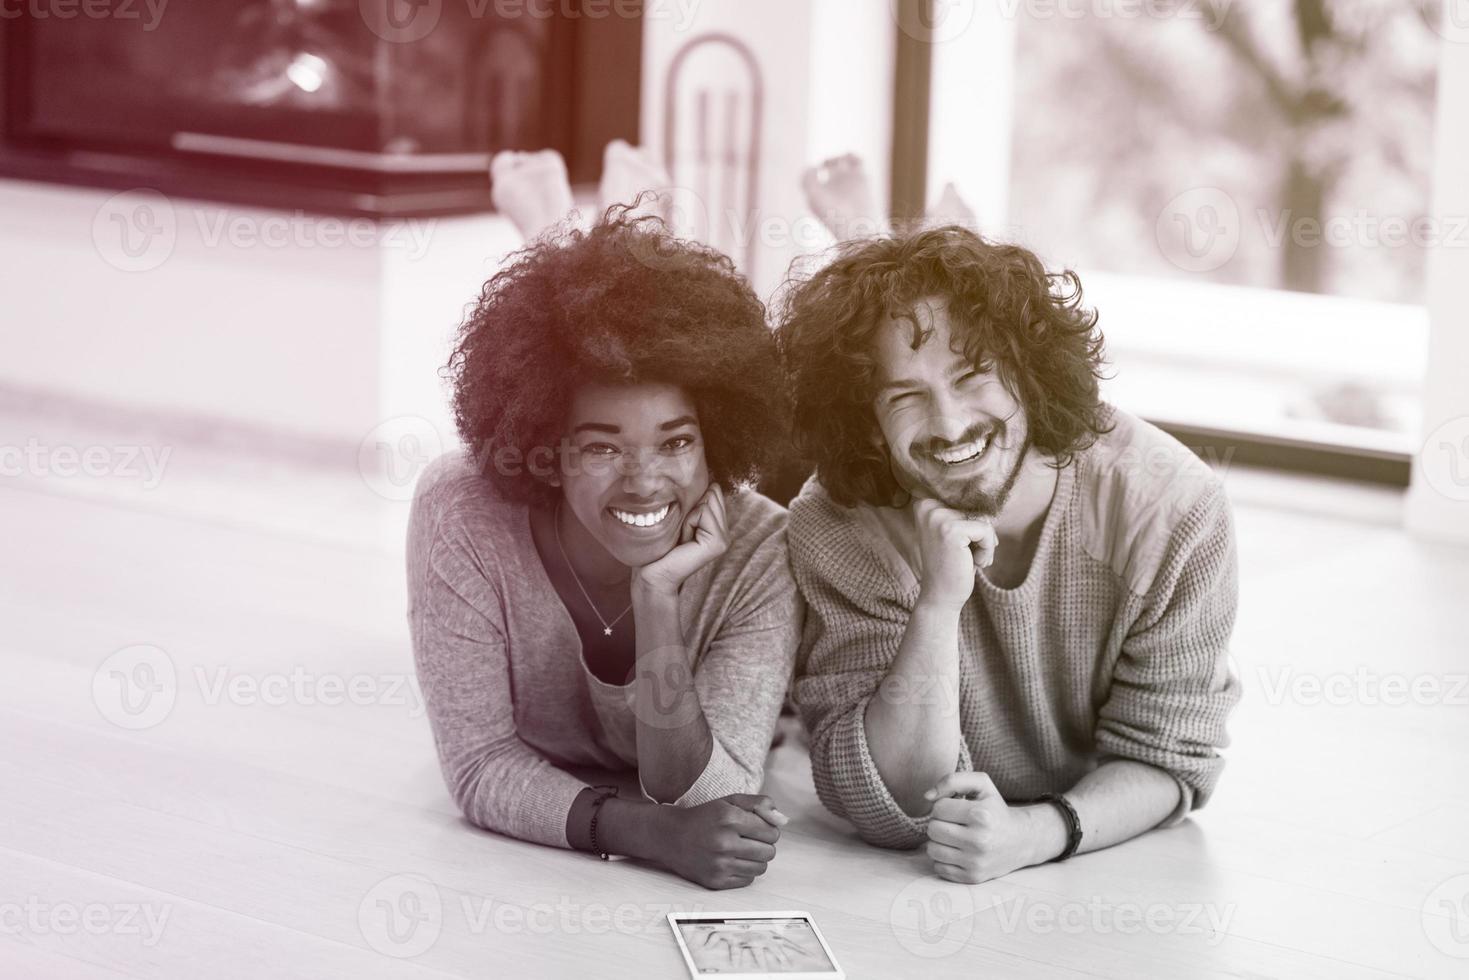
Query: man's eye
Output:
[[582, 444, 619, 456]]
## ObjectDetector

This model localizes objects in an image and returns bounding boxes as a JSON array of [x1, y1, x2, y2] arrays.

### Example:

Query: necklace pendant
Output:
[[603, 626, 613, 636]]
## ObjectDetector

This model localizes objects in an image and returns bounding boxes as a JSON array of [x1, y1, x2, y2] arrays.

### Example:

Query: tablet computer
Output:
[[667, 911, 845, 979]]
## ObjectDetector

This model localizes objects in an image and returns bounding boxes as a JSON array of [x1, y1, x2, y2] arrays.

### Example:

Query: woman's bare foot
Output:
[[802, 154, 887, 241], [490, 149, 577, 240], [927, 181, 979, 233], [599, 139, 674, 221]]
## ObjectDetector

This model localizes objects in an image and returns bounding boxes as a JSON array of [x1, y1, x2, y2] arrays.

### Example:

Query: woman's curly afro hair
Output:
[[445, 205, 789, 506], [775, 226, 1111, 508]]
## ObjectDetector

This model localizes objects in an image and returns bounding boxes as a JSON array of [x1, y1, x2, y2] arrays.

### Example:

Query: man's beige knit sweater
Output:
[[788, 406, 1241, 849]]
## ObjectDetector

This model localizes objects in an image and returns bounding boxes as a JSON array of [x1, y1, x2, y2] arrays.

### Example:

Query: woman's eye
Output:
[[664, 435, 696, 452], [582, 444, 619, 456]]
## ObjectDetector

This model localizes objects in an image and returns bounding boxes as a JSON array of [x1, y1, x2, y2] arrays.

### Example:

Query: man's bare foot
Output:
[[490, 149, 577, 240], [599, 139, 673, 221], [802, 154, 888, 241], [927, 182, 979, 233]]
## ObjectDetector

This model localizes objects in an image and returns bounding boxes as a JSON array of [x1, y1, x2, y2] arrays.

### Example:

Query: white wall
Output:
[[0, 178, 518, 449], [1406, 16, 1469, 545]]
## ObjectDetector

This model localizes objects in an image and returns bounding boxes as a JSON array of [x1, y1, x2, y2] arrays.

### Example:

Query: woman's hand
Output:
[[631, 484, 730, 598], [654, 793, 784, 890]]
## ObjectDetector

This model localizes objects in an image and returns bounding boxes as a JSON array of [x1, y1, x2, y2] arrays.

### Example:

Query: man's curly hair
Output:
[[775, 226, 1110, 508], [445, 206, 788, 506]]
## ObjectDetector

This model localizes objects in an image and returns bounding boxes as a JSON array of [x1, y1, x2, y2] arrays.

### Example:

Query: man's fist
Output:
[[923, 772, 1057, 884], [912, 499, 998, 612]]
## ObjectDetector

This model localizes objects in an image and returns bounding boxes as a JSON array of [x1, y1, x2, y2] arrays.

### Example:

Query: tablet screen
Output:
[[672, 916, 839, 974]]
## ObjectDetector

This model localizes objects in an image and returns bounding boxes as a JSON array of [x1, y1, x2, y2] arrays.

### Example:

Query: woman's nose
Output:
[[619, 449, 664, 493]]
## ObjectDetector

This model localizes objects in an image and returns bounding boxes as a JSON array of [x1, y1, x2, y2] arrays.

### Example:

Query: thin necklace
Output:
[[553, 501, 632, 637]]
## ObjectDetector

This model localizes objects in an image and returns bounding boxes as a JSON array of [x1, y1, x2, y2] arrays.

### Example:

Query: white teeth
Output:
[[934, 433, 989, 465], [610, 504, 672, 528]]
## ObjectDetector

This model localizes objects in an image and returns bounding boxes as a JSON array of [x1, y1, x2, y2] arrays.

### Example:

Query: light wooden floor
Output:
[[3, 422, 1468, 979]]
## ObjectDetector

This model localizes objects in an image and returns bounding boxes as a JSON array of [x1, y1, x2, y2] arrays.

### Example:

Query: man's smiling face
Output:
[[870, 297, 1030, 515]]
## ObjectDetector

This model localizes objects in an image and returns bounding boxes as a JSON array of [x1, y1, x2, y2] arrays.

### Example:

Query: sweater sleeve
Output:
[[408, 529, 587, 849], [643, 524, 804, 806], [789, 495, 972, 849], [1096, 485, 1242, 826]]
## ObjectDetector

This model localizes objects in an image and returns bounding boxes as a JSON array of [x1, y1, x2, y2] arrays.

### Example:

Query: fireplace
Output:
[[0, 0, 642, 216]]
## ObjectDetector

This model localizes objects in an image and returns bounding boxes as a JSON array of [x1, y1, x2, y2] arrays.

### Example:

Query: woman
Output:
[[407, 156, 801, 890]]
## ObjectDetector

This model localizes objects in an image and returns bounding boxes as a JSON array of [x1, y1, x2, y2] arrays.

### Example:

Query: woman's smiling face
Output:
[[555, 382, 711, 568]]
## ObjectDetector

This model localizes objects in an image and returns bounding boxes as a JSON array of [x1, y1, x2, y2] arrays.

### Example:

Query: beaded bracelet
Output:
[[587, 785, 620, 860], [1035, 792, 1083, 862]]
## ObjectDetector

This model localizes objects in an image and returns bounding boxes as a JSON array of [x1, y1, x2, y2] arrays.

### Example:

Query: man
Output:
[[778, 226, 1241, 884]]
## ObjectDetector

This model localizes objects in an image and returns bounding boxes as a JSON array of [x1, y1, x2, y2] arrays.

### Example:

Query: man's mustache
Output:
[[915, 419, 1006, 460]]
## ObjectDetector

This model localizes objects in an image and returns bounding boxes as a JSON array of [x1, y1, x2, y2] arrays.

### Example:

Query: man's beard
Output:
[[908, 418, 1030, 517], [939, 436, 1029, 516]]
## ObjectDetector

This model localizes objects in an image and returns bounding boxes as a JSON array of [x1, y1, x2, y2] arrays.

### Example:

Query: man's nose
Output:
[[926, 387, 970, 444]]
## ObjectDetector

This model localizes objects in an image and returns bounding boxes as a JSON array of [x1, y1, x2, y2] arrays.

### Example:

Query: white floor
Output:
[[3, 408, 1469, 979]]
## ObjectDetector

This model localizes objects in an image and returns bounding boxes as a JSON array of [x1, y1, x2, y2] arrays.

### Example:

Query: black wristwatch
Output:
[[1035, 792, 1083, 862]]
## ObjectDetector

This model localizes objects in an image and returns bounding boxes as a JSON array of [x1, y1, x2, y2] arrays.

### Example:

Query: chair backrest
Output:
[[661, 33, 764, 279]]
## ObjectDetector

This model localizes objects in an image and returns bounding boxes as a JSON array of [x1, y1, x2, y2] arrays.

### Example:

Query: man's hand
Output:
[[632, 484, 729, 598], [923, 772, 1064, 884], [912, 498, 998, 612], [656, 793, 784, 890]]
